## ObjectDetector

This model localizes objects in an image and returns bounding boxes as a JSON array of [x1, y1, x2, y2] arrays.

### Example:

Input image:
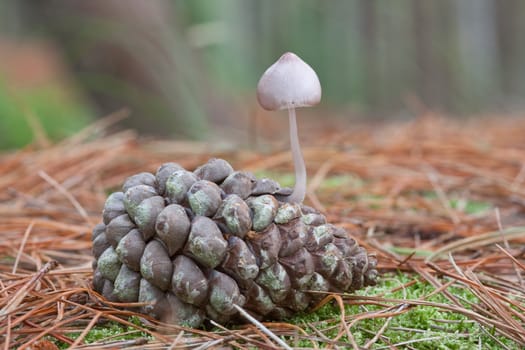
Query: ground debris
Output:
[[1, 114, 524, 348]]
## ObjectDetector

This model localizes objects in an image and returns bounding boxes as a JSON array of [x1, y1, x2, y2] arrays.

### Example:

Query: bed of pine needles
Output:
[[1, 111, 525, 349]]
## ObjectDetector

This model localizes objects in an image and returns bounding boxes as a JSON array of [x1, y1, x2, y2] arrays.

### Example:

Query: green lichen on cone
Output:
[[92, 158, 378, 327]]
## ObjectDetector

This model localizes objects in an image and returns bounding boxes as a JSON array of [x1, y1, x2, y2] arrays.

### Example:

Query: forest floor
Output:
[[1, 112, 525, 349]]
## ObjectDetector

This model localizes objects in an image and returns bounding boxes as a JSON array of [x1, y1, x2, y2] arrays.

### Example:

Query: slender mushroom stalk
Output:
[[286, 106, 306, 203], [256, 52, 321, 203]]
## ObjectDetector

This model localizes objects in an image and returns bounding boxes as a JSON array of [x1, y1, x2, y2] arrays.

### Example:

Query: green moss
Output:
[[352, 193, 387, 209], [422, 191, 492, 215], [55, 317, 151, 349], [388, 246, 435, 257], [449, 198, 492, 215], [285, 273, 521, 349], [319, 174, 364, 190]]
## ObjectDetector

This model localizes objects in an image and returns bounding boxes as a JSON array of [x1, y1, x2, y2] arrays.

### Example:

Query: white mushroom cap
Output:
[[257, 52, 321, 111]]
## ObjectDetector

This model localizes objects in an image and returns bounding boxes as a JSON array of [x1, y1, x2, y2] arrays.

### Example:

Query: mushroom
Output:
[[256, 52, 321, 203]]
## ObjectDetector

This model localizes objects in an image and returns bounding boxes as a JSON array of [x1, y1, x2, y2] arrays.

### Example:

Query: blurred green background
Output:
[[1, 0, 524, 149]]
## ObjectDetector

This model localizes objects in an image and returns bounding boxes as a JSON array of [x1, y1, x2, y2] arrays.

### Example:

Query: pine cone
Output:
[[92, 158, 377, 327]]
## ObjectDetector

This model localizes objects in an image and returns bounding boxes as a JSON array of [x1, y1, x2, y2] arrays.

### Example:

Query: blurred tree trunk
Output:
[[412, 0, 437, 109], [456, 0, 498, 111], [358, 0, 378, 109], [495, 0, 521, 98]]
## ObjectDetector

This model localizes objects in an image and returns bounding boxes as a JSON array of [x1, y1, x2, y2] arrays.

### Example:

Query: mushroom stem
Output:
[[286, 106, 307, 203]]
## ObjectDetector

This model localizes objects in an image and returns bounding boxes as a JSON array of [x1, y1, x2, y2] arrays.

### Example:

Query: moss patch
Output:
[[286, 272, 521, 349]]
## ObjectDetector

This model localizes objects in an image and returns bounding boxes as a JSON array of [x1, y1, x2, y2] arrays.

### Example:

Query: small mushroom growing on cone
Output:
[[257, 52, 321, 203], [91, 53, 378, 328]]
